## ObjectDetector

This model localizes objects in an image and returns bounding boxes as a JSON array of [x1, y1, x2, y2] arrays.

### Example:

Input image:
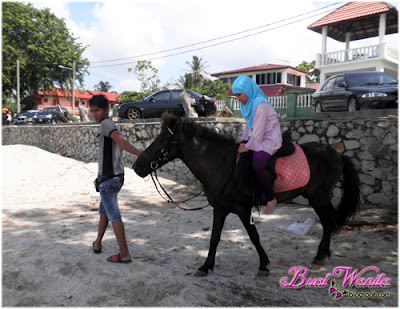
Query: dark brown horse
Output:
[[133, 113, 360, 277]]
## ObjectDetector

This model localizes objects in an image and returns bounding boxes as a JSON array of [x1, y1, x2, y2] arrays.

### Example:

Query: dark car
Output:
[[14, 110, 39, 125], [33, 107, 69, 124], [312, 72, 398, 112], [117, 89, 217, 120]]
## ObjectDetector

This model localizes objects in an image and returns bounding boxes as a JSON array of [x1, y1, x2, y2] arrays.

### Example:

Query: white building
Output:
[[308, 2, 398, 85]]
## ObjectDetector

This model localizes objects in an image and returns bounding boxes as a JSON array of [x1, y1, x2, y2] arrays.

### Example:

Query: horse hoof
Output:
[[257, 269, 270, 277], [313, 256, 329, 266], [194, 270, 208, 277]]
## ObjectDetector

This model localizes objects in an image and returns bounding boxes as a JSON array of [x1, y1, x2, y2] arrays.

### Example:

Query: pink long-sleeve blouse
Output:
[[240, 102, 282, 155]]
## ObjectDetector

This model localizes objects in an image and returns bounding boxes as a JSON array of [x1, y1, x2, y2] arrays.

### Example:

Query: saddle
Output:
[[234, 130, 296, 205]]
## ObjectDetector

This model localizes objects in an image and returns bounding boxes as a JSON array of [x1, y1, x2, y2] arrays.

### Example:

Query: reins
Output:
[[150, 169, 210, 211], [144, 124, 210, 211]]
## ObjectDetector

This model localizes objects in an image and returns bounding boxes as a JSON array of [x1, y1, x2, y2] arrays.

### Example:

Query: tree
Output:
[[2, 2, 90, 105], [193, 80, 231, 100], [296, 60, 320, 83], [129, 60, 160, 93], [176, 73, 194, 89], [185, 55, 208, 88], [94, 81, 113, 92]]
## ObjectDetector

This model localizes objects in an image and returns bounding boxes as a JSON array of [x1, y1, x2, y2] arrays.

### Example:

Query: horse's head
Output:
[[133, 112, 183, 177]]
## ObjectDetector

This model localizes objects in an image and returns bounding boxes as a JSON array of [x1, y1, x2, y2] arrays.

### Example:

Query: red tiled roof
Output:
[[37, 88, 120, 102], [88, 91, 120, 103], [308, 2, 391, 29], [211, 64, 310, 76]]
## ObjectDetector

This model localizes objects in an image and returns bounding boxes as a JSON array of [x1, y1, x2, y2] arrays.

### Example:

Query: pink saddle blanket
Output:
[[272, 144, 310, 194]]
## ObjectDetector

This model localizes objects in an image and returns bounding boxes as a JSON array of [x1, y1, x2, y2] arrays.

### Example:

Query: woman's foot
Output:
[[92, 241, 102, 254], [262, 198, 277, 215], [107, 253, 132, 264]]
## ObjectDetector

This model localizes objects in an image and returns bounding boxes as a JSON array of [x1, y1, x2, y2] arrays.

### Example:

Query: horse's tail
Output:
[[334, 154, 361, 233]]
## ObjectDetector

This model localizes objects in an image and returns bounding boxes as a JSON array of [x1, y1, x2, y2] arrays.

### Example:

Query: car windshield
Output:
[[38, 108, 56, 114], [24, 111, 37, 116], [347, 73, 398, 87]]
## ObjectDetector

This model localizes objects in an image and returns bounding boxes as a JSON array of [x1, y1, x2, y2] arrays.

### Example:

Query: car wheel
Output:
[[315, 102, 323, 113], [348, 97, 360, 112], [127, 108, 141, 120]]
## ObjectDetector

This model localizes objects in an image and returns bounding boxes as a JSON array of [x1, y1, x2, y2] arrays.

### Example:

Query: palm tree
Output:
[[185, 56, 208, 88], [176, 73, 194, 89], [94, 81, 113, 92]]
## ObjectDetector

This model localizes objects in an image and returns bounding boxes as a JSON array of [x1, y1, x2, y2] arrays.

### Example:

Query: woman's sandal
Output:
[[107, 253, 132, 264]]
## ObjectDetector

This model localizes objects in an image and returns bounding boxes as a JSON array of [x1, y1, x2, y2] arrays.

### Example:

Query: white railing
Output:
[[217, 94, 312, 112], [216, 99, 225, 111], [296, 93, 313, 108], [267, 96, 287, 109], [318, 44, 383, 66], [387, 45, 399, 61]]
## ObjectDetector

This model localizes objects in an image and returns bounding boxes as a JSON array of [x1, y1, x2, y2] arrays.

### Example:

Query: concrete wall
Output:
[[2, 116, 397, 206]]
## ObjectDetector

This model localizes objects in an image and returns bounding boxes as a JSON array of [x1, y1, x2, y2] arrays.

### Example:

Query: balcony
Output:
[[316, 42, 398, 68]]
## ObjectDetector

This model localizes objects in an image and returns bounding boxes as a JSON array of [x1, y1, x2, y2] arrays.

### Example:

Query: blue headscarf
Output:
[[232, 76, 271, 130]]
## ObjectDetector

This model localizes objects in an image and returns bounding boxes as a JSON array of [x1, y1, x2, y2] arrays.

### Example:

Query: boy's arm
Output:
[[110, 130, 141, 157]]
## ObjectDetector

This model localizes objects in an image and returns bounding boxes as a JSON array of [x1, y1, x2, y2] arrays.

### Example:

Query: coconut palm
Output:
[[185, 56, 208, 88], [94, 81, 113, 92]]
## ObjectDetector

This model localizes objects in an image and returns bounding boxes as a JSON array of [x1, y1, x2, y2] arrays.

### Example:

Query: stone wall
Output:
[[2, 116, 397, 206]]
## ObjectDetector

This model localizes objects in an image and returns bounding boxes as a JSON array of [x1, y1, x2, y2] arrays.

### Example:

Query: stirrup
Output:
[[250, 206, 260, 225]]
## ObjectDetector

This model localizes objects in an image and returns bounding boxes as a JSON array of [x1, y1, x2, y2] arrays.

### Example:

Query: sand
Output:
[[2, 144, 398, 306]]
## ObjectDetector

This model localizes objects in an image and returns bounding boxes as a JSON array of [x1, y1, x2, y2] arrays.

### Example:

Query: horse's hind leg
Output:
[[238, 211, 270, 277], [195, 207, 229, 277], [310, 197, 336, 265]]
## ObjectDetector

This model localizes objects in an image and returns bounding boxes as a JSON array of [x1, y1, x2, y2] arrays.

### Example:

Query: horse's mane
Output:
[[161, 113, 236, 147], [182, 118, 236, 146]]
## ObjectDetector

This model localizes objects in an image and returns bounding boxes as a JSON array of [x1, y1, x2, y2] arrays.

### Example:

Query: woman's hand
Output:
[[235, 139, 245, 144], [238, 143, 250, 154]]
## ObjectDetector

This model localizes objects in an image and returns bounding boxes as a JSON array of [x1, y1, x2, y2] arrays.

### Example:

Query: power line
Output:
[[88, 4, 343, 68], [90, 2, 342, 65]]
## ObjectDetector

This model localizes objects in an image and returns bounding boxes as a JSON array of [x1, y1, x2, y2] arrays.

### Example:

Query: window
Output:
[[334, 76, 345, 88], [276, 73, 282, 83], [287, 74, 300, 86], [153, 91, 170, 100], [256, 72, 282, 85], [322, 78, 335, 91], [256, 74, 266, 85], [171, 91, 182, 100]]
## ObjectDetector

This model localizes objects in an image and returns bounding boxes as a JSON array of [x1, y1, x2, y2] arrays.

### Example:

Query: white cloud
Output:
[[29, 0, 398, 93]]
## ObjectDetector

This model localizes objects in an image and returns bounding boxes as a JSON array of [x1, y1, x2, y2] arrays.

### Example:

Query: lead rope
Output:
[[150, 169, 210, 211]]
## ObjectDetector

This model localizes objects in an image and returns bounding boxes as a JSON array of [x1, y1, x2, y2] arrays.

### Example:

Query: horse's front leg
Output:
[[238, 210, 270, 277], [195, 207, 229, 277]]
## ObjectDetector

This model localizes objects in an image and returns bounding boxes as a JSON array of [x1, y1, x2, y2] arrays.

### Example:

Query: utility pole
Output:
[[72, 60, 76, 115], [17, 60, 20, 113]]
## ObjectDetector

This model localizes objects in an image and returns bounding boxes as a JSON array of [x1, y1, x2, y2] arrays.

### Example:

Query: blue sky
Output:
[[31, 0, 398, 93], [67, 2, 100, 27]]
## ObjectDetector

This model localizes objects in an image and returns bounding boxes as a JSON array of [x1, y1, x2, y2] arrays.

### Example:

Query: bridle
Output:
[[143, 125, 210, 211]]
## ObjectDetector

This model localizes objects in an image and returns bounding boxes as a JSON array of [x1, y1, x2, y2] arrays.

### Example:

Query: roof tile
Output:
[[308, 2, 391, 29]]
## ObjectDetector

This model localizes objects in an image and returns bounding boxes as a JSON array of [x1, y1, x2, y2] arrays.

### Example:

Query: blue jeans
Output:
[[98, 177, 123, 222]]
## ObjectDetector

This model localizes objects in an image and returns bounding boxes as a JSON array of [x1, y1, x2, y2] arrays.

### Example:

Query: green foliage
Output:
[[117, 90, 152, 104], [296, 60, 320, 83], [176, 73, 194, 89], [94, 80, 113, 92], [183, 55, 209, 88], [129, 60, 161, 93], [193, 80, 231, 100], [2, 2, 90, 105]]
